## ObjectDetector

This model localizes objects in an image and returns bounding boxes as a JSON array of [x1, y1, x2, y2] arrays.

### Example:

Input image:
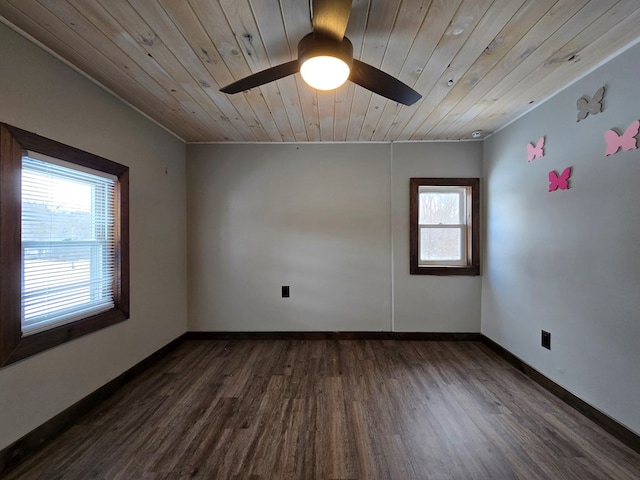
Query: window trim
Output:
[[410, 178, 480, 276], [0, 123, 129, 367]]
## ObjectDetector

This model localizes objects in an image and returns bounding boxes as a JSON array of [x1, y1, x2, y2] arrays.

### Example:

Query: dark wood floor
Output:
[[5, 340, 640, 479]]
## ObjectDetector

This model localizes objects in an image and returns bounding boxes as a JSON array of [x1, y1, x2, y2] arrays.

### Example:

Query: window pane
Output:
[[21, 155, 116, 335], [420, 228, 462, 262], [418, 191, 462, 224], [22, 176, 93, 241]]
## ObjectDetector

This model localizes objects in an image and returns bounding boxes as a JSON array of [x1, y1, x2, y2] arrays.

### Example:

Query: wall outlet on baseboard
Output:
[[541, 330, 551, 350]]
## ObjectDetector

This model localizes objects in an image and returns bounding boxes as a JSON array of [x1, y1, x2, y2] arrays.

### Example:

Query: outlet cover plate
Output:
[[541, 330, 551, 350]]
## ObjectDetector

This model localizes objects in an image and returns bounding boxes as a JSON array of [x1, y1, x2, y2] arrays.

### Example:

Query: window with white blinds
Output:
[[21, 153, 117, 335]]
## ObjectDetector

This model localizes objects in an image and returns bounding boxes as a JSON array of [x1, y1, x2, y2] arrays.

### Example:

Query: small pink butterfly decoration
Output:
[[548, 167, 572, 192], [527, 136, 545, 162], [605, 120, 639, 156]]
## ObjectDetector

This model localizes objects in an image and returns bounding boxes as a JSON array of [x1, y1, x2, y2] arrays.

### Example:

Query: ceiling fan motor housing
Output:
[[298, 32, 354, 68]]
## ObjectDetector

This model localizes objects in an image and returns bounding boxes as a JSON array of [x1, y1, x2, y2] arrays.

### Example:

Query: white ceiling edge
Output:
[[186, 139, 483, 145]]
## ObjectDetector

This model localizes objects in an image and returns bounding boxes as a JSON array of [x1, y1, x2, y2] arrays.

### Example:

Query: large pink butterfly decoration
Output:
[[549, 167, 571, 192], [605, 120, 639, 156], [527, 136, 545, 162]]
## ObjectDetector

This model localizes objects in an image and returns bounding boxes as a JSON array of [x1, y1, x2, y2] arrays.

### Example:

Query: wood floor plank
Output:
[[4, 339, 640, 479]]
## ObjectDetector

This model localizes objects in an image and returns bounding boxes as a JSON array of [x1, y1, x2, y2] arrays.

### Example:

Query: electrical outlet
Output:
[[541, 330, 551, 350], [282, 286, 290, 298]]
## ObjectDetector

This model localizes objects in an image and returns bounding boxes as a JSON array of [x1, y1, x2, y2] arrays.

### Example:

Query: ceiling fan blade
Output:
[[312, 0, 352, 42], [350, 59, 422, 106], [220, 60, 299, 94]]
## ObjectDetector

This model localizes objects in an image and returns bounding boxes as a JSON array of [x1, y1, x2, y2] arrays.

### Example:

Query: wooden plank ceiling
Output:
[[1, 0, 640, 143]]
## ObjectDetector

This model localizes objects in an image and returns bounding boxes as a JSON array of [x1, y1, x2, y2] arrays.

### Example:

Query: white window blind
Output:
[[21, 153, 117, 335]]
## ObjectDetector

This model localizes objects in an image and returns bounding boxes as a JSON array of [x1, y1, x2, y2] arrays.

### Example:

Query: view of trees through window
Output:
[[418, 189, 465, 263]]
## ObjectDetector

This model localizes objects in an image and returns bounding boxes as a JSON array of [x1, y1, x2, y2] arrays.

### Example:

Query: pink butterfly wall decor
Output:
[[527, 136, 545, 162], [605, 120, 639, 156], [548, 167, 572, 192]]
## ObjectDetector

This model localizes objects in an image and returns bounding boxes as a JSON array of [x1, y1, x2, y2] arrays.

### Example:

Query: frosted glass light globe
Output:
[[300, 56, 350, 90]]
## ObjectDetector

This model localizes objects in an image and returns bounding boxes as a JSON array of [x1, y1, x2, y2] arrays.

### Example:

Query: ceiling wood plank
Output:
[[400, 0, 528, 139], [250, 0, 307, 141], [279, 0, 323, 142], [393, 0, 496, 141], [358, 1, 408, 141], [334, 81, 357, 141], [465, 0, 640, 138], [61, 0, 207, 140], [340, 0, 371, 141], [370, 0, 458, 141], [379, 0, 463, 141], [122, 0, 259, 141], [219, 0, 270, 72], [444, 0, 622, 139], [158, 0, 271, 141], [333, 0, 372, 141], [346, 0, 400, 140], [186, 0, 284, 142], [413, 0, 557, 140], [345, 0, 370, 56], [292, 81, 322, 142], [358, 0, 432, 141], [1, 0, 201, 141], [68, 0, 237, 140], [221, 0, 295, 141], [317, 91, 336, 141]]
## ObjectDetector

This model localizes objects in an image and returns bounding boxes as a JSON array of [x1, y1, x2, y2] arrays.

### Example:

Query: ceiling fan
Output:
[[220, 0, 422, 106]]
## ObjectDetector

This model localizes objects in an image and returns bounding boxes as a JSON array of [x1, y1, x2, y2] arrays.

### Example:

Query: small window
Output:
[[410, 178, 479, 276], [0, 124, 129, 366]]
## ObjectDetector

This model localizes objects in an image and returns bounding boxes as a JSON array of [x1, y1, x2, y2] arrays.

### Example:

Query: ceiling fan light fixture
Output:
[[300, 55, 350, 90], [219, 5, 422, 106], [298, 33, 353, 91]]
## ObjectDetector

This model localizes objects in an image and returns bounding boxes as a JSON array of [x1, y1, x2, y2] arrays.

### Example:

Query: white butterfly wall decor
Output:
[[576, 86, 605, 122]]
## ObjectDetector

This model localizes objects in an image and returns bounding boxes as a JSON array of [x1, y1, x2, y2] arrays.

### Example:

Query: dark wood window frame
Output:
[[410, 177, 480, 276], [0, 123, 129, 367]]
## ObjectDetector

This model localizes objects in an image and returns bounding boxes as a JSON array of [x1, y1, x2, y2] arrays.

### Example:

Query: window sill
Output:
[[2, 307, 128, 366], [410, 265, 480, 276]]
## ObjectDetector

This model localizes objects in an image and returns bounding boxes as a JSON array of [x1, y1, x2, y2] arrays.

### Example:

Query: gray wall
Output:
[[187, 141, 483, 333], [0, 23, 188, 450], [482, 42, 640, 435], [392, 142, 482, 331]]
